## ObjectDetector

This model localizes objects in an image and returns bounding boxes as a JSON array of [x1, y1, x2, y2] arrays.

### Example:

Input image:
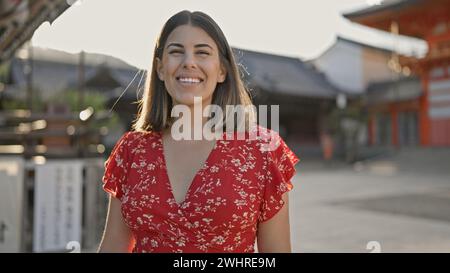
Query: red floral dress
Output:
[[102, 126, 299, 253]]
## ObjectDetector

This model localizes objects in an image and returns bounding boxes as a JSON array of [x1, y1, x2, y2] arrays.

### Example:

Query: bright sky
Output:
[[31, 0, 427, 69]]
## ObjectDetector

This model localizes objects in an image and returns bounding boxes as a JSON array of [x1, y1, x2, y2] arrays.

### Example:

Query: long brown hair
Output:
[[133, 10, 255, 132]]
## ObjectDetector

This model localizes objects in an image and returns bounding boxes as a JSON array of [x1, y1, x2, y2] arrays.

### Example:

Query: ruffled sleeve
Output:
[[102, 132, 131, 200], [259, 133, 300, 223]]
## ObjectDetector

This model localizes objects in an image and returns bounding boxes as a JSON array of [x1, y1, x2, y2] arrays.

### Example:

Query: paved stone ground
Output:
[[289, 148, 450, 253]]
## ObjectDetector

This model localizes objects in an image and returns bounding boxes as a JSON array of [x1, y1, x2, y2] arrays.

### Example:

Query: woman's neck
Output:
[[167, 101, 214, 141]]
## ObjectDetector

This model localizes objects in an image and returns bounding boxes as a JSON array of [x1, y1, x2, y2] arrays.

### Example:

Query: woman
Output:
[[98, 10, 299, 253]]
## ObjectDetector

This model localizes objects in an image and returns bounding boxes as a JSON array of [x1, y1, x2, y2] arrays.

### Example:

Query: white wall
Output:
[[313, 39, 396, 94], [314, 40, 365, 94]]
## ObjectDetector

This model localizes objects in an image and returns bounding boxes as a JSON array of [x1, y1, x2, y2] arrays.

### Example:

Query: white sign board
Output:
[[0, 157, 25, 253], [33, 160, 83, 252]]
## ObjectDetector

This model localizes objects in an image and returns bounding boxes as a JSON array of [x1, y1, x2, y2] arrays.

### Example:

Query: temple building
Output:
[[344, 0, 450, 146]]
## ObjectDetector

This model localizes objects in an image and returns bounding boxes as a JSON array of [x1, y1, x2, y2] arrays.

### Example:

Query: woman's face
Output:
[[156, 24, 227, 108]]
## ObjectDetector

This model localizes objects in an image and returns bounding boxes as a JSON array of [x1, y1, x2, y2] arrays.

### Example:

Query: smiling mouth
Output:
[[176, 77, 204, 84]]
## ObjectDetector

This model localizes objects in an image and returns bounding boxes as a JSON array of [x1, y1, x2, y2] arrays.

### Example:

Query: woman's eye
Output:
[[197, 51, 210, 55], [169, 50, 183, 54]]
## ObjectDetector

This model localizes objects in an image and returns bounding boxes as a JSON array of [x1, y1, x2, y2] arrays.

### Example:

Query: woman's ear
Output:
[[217, 63, 227, 83], [156, 57, 164, 81]]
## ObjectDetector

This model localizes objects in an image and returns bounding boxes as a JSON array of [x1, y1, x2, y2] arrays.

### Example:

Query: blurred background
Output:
[[0, 0, 449, 253]]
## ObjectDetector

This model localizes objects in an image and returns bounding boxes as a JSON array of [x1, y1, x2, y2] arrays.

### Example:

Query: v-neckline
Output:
[[158, 131, 222, 208]]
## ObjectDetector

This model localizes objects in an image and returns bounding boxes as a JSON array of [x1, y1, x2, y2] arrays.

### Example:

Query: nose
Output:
[[182, 52, 197, 69]]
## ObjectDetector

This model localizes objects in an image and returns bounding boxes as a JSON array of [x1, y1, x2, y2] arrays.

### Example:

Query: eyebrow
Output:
[[166, 43, 213, 50]]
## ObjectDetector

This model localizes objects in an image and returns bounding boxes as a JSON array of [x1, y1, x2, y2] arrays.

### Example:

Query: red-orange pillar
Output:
[[419, 70, 430, 146]]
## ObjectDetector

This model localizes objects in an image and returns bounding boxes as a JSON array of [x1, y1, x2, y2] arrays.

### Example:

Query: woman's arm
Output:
[[256, 193, 292, 253], [98, 196, 135, 252]]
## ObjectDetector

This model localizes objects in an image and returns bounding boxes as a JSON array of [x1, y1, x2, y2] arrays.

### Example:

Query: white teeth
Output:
[[178, 77, 201, 83]]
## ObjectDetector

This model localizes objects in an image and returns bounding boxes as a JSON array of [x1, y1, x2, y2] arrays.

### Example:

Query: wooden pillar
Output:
[[419, 70, 430, 146], [390, 105, 399, 146], [368, 113, 376, 146]]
